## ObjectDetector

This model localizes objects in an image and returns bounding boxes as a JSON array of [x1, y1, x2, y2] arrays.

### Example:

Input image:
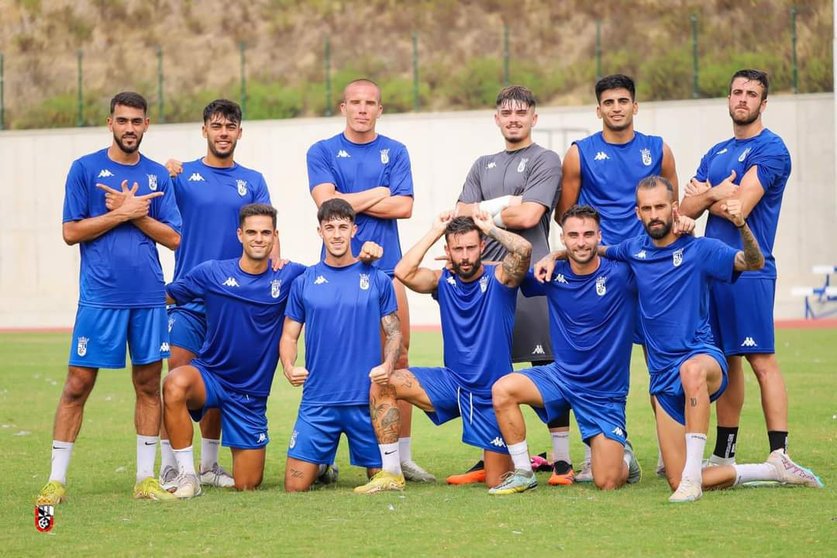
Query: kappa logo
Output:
[[314, 275, 328, 285], [256, 432, 266, 443], [271, 279, 282, 299], [738, 147, 752, 162], [486, 161, 497, 170], [672, 248, 684, 267], [479, 275, 488, 293], [222, 277, 240, 287], [147, 174, 158, 191], [594, 151, 609, 161], [446, 276, 456, 285], [532, 344, 545, 355], [489, 437, 506, 448], [188, 172, 205, 181], [97, 169, 114, 178], [160, 342, 170, 352], [612, 426, 624, 437], [359, 273, 370, 290], [289, 429, 298, 449], [236, 179, 247, 196], [596, 275, 607, 296], [635, 250, 647, 259], [380, 149, 390, 164], [554, 273, 568, 284], [641, 148, 652, 166], [517, 157, 529, 173], [716, 148, 728, 155], [741, 337, 758, 348], [76, 336, 88, 357], [336, 150, 351, 158]]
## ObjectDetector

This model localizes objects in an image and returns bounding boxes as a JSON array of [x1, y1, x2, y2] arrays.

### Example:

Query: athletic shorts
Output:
[[287, 404, 381, 468], [512, 292, 554, 363], [709, 277, 776, 356], [167, 306, 207, 355], [521, 365, 628, 446], [411, 367, 508, 454], [188, 365, 268, 450], [651, 347, 729, 426], [68, 306, 169, 368]]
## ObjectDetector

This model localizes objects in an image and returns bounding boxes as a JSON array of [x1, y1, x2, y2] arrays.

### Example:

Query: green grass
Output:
[[1, 330, 834, 556]]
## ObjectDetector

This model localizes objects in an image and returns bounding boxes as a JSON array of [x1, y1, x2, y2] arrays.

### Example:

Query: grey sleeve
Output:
[[458, 159, 484, 203], [522, 150, 562, 209]]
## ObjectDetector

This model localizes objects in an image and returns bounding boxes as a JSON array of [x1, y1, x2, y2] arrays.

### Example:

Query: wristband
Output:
[[493, 212, 507, 229], [479, 195, 513, 216]]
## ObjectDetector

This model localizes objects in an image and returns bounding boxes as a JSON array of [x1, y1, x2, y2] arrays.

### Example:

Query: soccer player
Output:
[[160, 99, 278, 490], [679, 69, 795, 466], [489, 205, 641, 494], [38, 91, 181, 505], [556, 73, 678, 481], [604, 176, 821, 502], [306, 79, 432, 482], [163, 204, 305, 498], [280, 199, 402, 492], [354, 210, 532, 494], [452, 85, 563, 485]]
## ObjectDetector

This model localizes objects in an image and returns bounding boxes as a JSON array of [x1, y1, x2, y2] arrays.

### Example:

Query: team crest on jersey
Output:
[[147, 174, 158, 191], [271, 279, 282, 299], [76, 337, 88, 357], [479, 275, 488, 293], [380, 149, 390, 164], [738, 147, 751, 162], [596, 275, 607, 296], [517, 158, 529, 173], [237, 179, 248, 196], [289, 430, 298, 449], [673, 248, 684, 267], [641, 148, 652, 166], [359, 273, 370, 290]]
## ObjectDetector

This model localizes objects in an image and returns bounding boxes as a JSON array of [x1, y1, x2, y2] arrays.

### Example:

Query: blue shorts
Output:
[[168, 307, 207, 355], [521, 365, 628, 446], [411, 367, 508, 454], [188, 365, 269, 450], [287, 404, 381, 468], [652, 348, 729, 426], [69, 306, 169, 368], [710, 277, 775, 356]]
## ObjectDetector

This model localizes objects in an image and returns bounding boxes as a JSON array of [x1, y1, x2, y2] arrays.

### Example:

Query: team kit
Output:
[[37, 70, 823, 508]]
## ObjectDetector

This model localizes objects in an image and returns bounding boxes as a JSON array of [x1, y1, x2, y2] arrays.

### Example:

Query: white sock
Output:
[[173, 445, 196, 476], [508, 441, 533, 472], [733, 463, 780, 485], [682, 433, 707, 483], [49, 440, 74, 484], [136, 435, 158, 483], [622, 448, 631, 468], [201, 438, 221, 472], [584, 442, 592, 464], [160, 439, 177, 471], [398, 437, 412, 463], [379, 442, 402, 475], [550, 432, 571, 464]]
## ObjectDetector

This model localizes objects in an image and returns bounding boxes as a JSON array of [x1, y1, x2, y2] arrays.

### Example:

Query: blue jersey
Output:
[[576, 131, 664, 244], [694, 129, 790, 279], [436, 266, 518, 396], [608, 235, 739, 375], [520, 259, 636, 397], [173, 159, 271, 282], [62, 148, 182, 308], [285, 261, 397, 406], [306, 133, 414, 274], [166, 258, 306, 397]]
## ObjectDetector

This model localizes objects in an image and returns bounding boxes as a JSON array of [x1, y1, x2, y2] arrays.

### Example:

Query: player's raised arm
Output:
[[471, 210, 532, 287], [280, 317, 309, 387], [721, 199, 765, 271], [393, 211, 451, 293]]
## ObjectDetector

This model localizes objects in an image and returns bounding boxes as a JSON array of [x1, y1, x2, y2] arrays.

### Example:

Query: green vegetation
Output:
[[1, 329, 834, 556]]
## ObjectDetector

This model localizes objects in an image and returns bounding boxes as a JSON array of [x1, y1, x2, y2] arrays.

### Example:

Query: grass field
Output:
[[2, 329, 835, 557]]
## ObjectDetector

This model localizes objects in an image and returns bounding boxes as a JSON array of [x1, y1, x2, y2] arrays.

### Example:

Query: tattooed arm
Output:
[[471, 209, 532, 287], [721, 199, 765, 271], [369, 311, 402, 385]]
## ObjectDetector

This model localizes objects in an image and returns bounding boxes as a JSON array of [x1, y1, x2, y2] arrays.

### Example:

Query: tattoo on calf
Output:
[[690, 397, 697, 407]]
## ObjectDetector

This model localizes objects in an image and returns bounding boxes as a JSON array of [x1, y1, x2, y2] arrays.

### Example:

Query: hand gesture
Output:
[[284, 366, 309, 387], [672, 206, 696, 236], [97, 180, 163, 220], [533, 254, 556, 283], [358, 241, 383, 264], [684, 177, 711, 198], [711, 170, 739, 202], [369, 363, 392, 385], [165, 159, 183, 178], [431, 210, 455, 235], [720, 198, 745, 227], [471, 208, 495, 235]]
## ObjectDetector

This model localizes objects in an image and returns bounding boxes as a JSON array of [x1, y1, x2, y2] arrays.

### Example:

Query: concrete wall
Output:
[[1, 93, 834, 328]]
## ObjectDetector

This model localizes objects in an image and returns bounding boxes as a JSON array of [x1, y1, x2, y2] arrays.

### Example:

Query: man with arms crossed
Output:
[[306, 79, 430, 482], [160, 99, 278, 490], [453, 85, 563, 485], [680, 69, 797, 467], [38, 91, 181, 504], [556, 73, 678, 481], [489, 205, 640, 494], [354, 211, 532, 494], [163, 204, 306, 497], [604, 176, 821, 502], [280, 199, 401, 492]]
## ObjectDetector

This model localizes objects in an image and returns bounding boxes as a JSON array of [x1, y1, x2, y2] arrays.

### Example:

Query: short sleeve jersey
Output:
[[166, 258, 306, 396], [307, 133, 414, 274], [62, 148, 182, 308], [285, 261, 397, 406], [458, 143, 562, 262], [575, 131, 664, 244], [694, 129, 791, 279], [521, 259, 636, 397]]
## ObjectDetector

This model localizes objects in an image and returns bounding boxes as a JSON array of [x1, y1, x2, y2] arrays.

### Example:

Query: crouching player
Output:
[[163, 204, 306, 497], [490, 205, 641, 494]]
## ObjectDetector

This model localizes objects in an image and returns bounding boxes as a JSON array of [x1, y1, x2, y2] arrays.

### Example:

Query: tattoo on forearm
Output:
[[737, 224, 764, 270], [381, 312, 402, 367], [487, 226, 531, 283]]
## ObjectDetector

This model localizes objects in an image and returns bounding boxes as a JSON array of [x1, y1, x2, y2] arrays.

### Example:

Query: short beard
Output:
[[208, 140, 236, 159], [645, 219, 672, 239], [729, 108, 759, 126], [114, 133, 142, 154], [452, 258, 481, 280], [568, 248, 596, 266]]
